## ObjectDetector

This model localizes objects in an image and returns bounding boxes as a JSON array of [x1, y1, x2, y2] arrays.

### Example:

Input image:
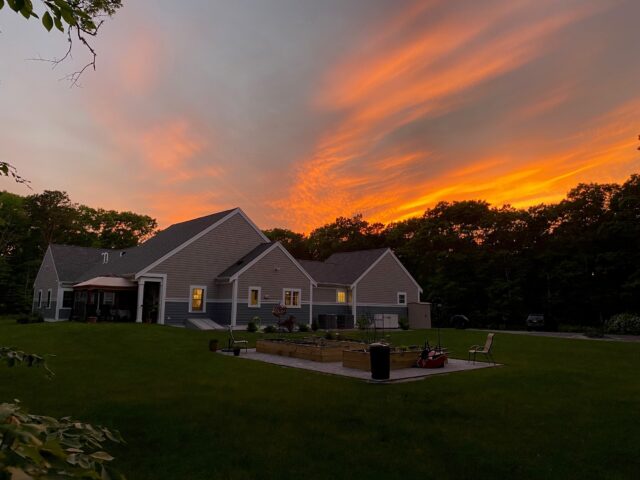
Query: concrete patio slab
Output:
[[219, 349, 498, 383]]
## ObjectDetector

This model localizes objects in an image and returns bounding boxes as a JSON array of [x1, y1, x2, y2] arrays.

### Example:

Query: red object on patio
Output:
[[416, 353, 448, 368]]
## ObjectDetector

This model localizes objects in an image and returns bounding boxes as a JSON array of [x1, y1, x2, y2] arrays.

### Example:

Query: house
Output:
[[32, 208, 430, 328]]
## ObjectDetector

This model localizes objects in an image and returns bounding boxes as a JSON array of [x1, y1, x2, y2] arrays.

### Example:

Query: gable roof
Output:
[[217, 242, 275, 279], [49, 244, 106, 283], [298, 248, 388, 285], [71, 208, 242, 282], [217, 242, 317, 285]]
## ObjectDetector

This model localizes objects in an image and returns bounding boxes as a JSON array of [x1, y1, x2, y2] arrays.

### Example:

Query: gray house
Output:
[[33, 208, 429, 329]]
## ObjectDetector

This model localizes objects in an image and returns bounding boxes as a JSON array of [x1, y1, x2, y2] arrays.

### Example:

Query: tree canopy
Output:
[[0, 189, 156, 313]]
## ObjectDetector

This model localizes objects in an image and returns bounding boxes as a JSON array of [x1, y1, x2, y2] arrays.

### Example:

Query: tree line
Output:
[[265, 174, 640, 328], [0, 190, 156, 313], [2, 174, 639, 327]]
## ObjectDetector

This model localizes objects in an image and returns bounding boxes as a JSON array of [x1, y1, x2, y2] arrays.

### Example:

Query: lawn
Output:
[[1, 318, 639, 479]]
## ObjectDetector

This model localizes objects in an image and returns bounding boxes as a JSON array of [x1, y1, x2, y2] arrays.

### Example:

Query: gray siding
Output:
[[237, 247, 310, 304], [237, 303, 310, 326], [312, 304, 352, 319], [32, 247, 59, 319], [165, 301, 231, 327], [215, 282, 232, 300], [356, 252, 420, 305], [313, 286, 351, 304], [150, 213, 265, 299]]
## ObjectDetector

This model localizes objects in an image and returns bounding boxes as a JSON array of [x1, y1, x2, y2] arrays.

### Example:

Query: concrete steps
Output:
[[185, 318, 226, 330]]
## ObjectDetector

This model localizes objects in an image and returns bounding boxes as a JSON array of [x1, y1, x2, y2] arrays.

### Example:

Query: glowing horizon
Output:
[[1, 0, 639, 232]]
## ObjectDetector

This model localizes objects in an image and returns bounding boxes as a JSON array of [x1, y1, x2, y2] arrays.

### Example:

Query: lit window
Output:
[[46, 289, 52, 308], [248, 287, 261, 308], [397, 292, 407, 305], [283, 288, 301, 308], [190, 286, 206, 312], [336, 289, 346, 304]]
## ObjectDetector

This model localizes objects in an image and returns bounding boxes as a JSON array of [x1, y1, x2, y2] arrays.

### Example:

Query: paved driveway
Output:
[[469, 329, 640, 343]]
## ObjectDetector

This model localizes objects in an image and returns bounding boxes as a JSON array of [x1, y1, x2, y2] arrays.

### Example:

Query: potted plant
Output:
[[209, 339, 219, 352], [233, 346, 241, 356]]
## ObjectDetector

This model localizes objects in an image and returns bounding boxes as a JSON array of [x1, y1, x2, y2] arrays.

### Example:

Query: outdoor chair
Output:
[[227, 325, 248, 353], [468, 333, 495, 364]]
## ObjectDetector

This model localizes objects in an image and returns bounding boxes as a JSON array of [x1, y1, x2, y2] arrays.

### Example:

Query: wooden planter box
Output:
[[256, 339, 363, 363], [342, 349, 420, 371]]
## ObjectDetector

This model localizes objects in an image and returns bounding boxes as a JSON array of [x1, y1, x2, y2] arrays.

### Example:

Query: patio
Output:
[[219, 348, 499, 383]]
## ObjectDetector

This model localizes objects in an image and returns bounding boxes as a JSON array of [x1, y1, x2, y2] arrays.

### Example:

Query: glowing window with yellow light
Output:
[[336, 289, 347, 303]]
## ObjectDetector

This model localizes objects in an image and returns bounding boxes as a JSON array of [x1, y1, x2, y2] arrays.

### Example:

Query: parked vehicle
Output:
[[450, 314, 470, 329], [526, 313, 545, 330]]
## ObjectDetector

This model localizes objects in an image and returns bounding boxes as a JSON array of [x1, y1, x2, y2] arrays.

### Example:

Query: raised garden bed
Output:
[[342, 348, 421, 371], [256, 338, 363, 363]]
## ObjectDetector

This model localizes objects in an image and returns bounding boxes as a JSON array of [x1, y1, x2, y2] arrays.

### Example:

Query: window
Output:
[[283, 288, 301, 308], [190, 286, 206, 313], [336, 289, 347, 304], [103, 292, 115, 305], [397, 292, 407, 305], [37, 290, 42, 308], [62, 290, 74, 309], [248, 287, 261, 308], [46, 289, 52, 308]]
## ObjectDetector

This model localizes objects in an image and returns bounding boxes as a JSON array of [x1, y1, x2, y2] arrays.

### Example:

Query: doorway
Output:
[[142, 282, 161, 323]]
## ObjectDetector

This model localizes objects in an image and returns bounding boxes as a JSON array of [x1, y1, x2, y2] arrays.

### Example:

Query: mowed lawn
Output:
[[1, 318, 639, 480]]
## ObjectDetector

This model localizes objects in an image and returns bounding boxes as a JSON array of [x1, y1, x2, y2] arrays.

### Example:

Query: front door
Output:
[[142, 282, 161, 323]]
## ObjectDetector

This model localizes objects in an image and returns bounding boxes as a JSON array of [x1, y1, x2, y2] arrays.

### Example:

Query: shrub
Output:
[[311, 320, 318, 332], [324, 331, 334, 340], [16, 313, 44, 324], [263, 325, 277, 334], [356, 315, 370, 330], [298, 323, 310, 332], [605, 313, 640, 335], [247, 320, 258, 333], [398, 317, 409, 330]]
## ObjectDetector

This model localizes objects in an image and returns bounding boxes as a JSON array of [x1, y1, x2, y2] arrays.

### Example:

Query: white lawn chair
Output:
[[468, 333, 495, 364]]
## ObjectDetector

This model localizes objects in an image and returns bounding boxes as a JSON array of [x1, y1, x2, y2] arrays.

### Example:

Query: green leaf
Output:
[[54, 14, 64, 32], [0, 0, 5, 11], [59, 5, 76, 26]]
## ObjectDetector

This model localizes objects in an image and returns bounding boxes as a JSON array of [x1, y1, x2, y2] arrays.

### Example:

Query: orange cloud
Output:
[[275, 0, 626, 232]]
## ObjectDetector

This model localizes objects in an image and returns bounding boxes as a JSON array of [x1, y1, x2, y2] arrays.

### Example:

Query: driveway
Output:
[[469, 329, 640, 343]]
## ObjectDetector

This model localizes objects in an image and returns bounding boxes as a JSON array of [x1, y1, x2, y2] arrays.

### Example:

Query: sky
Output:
[[1, 0, 639, 232]]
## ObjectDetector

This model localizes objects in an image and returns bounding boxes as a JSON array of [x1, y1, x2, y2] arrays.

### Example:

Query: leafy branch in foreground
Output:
[[0, 162, 30, 188], [1, 348, 126, 478], [0, 346, 53, 378], [0, 401, 126, 479], [1, 0, 123, 85]]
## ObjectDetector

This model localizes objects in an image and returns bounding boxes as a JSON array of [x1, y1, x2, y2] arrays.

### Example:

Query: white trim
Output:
[[140, 273, 167, 325], [136, 281, 145, 323], [351, 248, 423, 294], [387, 250, 423, 294], [282, 287, 302, 309], [231, 279, 238, 326], [352, 285, 357, 327], [189, 285, 207, 313], [248, 286, 261, 308], [37, 289, 43, 308], [236, 208, 270, 243], [309, 279, 313, 326], [165, 297, 233, 303], [136, 209, 241, 278], [46, 289, 52, 309], [56, 287, 74, 321], [228, 242, 317, 286], [397, 291, 407, 306], [350, 250, 389, 288]]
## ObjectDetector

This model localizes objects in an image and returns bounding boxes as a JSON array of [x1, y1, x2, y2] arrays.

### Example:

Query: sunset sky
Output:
[[1, 0, 639, 232]]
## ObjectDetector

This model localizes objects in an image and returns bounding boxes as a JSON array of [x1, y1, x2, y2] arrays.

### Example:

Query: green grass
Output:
[[1, 318, 639, 479]]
